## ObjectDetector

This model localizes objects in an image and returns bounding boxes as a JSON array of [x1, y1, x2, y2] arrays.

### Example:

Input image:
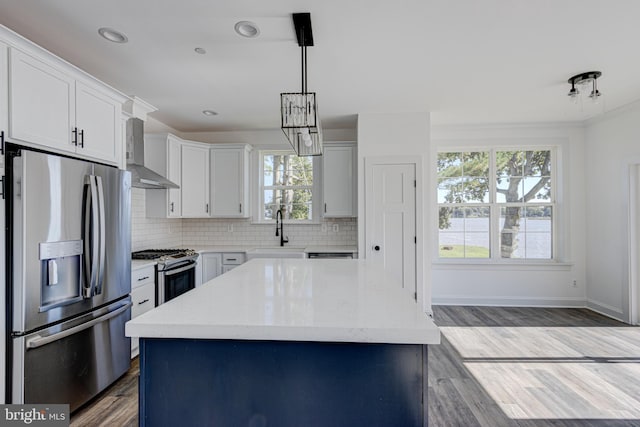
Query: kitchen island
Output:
[[126, 259, 439, 427]]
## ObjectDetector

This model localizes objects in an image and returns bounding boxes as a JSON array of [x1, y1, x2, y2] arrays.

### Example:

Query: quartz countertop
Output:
[[126, 259, 439, 345]]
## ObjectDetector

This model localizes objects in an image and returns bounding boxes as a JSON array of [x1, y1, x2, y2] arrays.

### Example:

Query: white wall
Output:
[[430, 124, 588, 308], [584, 102, 640, 322], [357, 112, 431, 311]]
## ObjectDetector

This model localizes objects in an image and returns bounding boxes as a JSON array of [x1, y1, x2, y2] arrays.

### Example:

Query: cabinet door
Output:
[[9, 49, 75, 153], [75, 81, 121, 165], [211, 149, 246, 217], [202, 253, 222, 284], [323, 145, 356, 217], [0, 42, 7, 171], [181, 144, 210, 217], [167, 138, 182, 217]]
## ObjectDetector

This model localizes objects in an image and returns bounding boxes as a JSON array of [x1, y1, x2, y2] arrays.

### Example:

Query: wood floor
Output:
[[71, 306, 640, 427]]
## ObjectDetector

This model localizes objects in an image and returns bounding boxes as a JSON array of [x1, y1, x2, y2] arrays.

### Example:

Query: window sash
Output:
[[437, 148, 556, 261]]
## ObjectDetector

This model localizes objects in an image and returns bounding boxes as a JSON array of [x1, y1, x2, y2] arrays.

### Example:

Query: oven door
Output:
[[157, 262, 196, 305]]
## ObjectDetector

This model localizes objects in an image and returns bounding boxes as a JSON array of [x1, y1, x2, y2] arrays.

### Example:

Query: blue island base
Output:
[[139, 338, 428, 427]]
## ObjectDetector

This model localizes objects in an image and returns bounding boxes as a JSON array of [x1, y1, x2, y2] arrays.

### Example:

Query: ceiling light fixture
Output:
[[280, 13, 322, 157], [98, 27, 128, 44], [194, 47, 207, 55], [234, 21, 260, 38], [567, 71, 602, 105], [202, 110, 218, 116]]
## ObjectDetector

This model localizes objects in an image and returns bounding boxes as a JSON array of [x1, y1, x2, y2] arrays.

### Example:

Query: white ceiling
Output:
[[1, 0, 640, 133]]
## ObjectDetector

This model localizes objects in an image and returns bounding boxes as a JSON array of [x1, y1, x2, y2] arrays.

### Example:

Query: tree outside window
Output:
[[262, 152, 313, 221], [438, 149, 553, 260]]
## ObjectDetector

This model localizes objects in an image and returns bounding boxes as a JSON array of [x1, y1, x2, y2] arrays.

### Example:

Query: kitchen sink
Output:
[[246, 247, 307, 259]]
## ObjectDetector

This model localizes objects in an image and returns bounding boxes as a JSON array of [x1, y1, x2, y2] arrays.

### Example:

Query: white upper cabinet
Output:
[[322, 143, 357, 217], [75, 81, 121, 164], [210, 144, 251, 218], [9, 49, 75, 153], [181, 142, 210, 217], [3, 31, 124, 166], [145, 134, 212, 219], [145, 134, 182, 218], [0, 41, 7, 171]]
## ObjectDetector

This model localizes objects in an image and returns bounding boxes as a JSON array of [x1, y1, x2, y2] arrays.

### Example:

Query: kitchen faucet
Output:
[[275, 209, 289, 247]]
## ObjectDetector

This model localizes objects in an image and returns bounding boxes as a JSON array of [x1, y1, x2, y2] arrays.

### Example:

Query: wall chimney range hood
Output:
[[126, 118, 179, 189]]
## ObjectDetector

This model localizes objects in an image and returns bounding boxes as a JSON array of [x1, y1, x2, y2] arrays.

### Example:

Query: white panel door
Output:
[[75, 81, 120, 165], [181, 144, 210, 217], [367, 163, 416, 298], [9, 49, 75, 152]]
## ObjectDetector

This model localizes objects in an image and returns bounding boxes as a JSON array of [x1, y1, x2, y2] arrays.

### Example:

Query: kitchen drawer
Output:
[[222, 253, 245, 265], [132, 265, 155, 289], [131, 282, 155, 319]]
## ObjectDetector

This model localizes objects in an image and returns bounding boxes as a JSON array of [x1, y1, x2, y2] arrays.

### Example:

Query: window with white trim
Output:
[[259, 151, 315, 221], [437, 149, 554, 260]]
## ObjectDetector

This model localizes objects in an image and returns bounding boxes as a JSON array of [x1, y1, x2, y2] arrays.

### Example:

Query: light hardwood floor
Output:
[[71, 306, 640, 426]]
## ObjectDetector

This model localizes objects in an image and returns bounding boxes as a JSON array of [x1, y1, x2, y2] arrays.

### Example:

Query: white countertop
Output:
[[126, 259, 439, 345]]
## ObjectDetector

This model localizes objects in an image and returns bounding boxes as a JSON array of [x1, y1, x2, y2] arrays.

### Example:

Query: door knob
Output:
[[373, 245, 380, 251]]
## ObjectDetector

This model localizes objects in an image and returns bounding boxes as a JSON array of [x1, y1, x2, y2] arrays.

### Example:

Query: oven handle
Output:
[[163, 263, 196, 277], [25, 302, 132, 349]]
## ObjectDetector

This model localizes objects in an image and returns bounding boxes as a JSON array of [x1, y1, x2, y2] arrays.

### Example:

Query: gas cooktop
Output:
[[132, 249, 197, 261]]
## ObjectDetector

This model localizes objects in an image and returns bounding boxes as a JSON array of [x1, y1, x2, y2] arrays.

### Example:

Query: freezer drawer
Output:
[[11, 299, 132, 412]]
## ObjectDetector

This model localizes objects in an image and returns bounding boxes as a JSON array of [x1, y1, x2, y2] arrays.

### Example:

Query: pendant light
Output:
[[280, 13, 323, 156]]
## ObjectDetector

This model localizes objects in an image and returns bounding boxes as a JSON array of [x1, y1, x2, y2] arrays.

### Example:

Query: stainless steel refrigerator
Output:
[[5, 145, 132, 412]]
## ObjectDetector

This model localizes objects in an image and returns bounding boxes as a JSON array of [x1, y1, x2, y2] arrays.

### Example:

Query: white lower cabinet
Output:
[[199, 251, 246, 285], [130, 265, 156, 358], [200, 253, 222, 285], [222, 252, 245, 273]]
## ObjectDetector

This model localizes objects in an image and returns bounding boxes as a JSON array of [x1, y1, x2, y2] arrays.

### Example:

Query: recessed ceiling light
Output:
[[98, 27, 128, 44], [202, 110, 218, 116], [234, 21, 260, 38], [194, 47, 207, 55]]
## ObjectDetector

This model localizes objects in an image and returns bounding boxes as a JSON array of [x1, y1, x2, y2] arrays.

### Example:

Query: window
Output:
[[260, 151, 315, 221], [437, 149, 554, 260]]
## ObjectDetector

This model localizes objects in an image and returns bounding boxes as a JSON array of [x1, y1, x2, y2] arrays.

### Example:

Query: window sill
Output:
[[432, 259, 574, 271]]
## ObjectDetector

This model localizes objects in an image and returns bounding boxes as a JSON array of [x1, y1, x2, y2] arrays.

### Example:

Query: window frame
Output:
[[256, 149, 321, 224], [436, 147, 558, 263]]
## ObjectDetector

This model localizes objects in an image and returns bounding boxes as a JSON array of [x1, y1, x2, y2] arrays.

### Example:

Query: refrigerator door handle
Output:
[[83, 175, 100, 298], [24, 302, 132, 349], [95, 175, 106, 296]]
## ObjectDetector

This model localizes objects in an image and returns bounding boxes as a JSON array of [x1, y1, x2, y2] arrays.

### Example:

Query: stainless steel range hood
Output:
[[126, 118, 179, 189]]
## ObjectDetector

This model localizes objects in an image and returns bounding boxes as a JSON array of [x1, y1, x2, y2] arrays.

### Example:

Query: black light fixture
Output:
[[280, 13, 323, 156], [567, 71, 602, 104]]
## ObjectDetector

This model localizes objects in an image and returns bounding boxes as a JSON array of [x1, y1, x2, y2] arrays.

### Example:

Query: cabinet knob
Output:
[[373, 245, 381, 251], [79, 129, 85, 148], [138, 299, 150, 305], [72, 127, 78, 146], [170, 202, 174, 212]]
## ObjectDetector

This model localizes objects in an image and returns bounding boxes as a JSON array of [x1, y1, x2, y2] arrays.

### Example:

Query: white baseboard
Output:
[[586, 299, 626, 322], [432, 295, 586, 308]]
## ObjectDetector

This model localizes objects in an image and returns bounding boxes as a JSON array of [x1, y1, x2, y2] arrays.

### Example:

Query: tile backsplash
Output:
[[131, 188, 357, 249]]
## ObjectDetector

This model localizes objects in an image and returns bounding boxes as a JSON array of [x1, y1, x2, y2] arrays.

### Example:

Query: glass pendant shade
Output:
[[281, 92, 323, 156]]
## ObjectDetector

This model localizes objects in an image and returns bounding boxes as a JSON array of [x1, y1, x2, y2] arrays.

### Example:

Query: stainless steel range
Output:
[[132, 249, 198, 305]]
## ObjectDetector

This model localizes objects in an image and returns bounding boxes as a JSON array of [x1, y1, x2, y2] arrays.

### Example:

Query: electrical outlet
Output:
[[572, 279, 577, 287], [228, 223, 234, 233], [332, 223, 339, 233], [321, 223, 327, 233]]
